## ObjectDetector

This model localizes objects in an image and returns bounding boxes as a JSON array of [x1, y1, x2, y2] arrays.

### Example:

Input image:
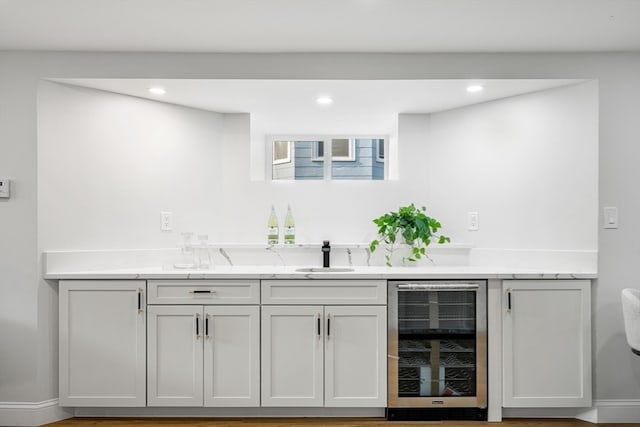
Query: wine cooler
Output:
[[387, 280, 487, 421]]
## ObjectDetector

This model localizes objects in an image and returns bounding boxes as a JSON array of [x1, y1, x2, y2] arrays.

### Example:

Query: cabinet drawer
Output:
[[147, 280, 260, 305], [261, 280, 386, 305]]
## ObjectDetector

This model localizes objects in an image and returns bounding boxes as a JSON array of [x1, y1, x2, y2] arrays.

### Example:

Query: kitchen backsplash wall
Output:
[[37, 80, 598, 253]]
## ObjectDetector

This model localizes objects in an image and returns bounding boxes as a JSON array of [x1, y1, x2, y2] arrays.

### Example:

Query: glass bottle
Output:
[[267, 205, 279, 245], [283, 204, 295, 244]]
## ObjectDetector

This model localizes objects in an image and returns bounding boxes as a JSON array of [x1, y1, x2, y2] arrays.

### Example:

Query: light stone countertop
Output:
[[43, 264, 596, 281]]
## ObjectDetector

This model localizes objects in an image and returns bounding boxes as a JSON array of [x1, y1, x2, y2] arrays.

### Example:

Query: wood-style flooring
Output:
[[43, 418, 630, 427]]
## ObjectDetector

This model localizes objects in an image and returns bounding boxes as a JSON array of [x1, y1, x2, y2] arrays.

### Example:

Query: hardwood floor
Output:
[[43, 418, 625, 427]]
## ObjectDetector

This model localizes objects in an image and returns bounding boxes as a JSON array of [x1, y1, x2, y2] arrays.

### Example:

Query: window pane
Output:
[[294, 141, 324, 180], [332, 139, 350, 158], [332, 139, 384, 180], [316, 141, 324, 159], [273, 140, 290, 163], [377, 139, 385, 160]]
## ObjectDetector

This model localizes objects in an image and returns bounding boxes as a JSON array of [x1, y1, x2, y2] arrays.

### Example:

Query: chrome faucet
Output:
[[322, 240, 331, 268]]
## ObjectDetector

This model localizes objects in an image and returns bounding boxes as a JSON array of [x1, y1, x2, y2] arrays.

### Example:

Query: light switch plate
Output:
[[468, 212, 479, 231], [0, 179, 10, 198], [603, 206, 618, 229]]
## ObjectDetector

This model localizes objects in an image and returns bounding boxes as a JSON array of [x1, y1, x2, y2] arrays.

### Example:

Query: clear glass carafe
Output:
[[196, 234, 212, 269], [174, 232, 197, 269]]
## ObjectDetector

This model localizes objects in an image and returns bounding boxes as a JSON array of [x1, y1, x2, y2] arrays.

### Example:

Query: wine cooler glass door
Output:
[[388, 281, 487, 409]]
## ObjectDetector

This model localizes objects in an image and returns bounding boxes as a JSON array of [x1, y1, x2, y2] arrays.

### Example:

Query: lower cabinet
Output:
[[261, 305, 387, 407], [147, 305, 260, 407], [59, 280, 146, 407], [502, 279, 591, 408]]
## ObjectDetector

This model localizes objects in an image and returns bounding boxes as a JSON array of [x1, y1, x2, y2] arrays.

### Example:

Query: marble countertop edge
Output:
[[43, 265, 597, 281]]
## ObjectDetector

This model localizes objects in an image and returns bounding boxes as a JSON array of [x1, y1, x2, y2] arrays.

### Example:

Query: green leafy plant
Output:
[[369, 203, 450, 266]]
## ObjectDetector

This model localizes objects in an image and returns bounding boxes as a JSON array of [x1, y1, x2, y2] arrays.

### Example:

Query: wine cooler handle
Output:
[[397, 283, 479, 290]]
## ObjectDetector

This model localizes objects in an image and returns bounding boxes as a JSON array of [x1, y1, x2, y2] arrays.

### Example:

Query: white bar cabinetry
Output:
[[261, 280, 387, 407], [502, 279, 591, 408], [146, 280, 260, 407], [59, 280, 146, 407]]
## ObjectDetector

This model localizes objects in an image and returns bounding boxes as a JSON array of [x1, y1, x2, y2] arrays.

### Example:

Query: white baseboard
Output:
[[0, 399, 72, 427], [593, 399, 640, 423], [3, 399, 638, 425], [502, 406, 596, 422], [72, 407, 385, 418], [502, 400, 640, 424]]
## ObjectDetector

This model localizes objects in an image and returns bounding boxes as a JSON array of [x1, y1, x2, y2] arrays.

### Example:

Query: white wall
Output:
[[0, 52, 639, 424], [37, 81, 596, 253], [38, 82, 231, 250], [400, 82, 598, 251]]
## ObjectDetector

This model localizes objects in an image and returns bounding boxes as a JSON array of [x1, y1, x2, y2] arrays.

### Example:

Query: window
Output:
[[313, 138, 356, 162], [269, 135, 386, 181], [376, 139, 385, 162], [272, 140, 291, 164]]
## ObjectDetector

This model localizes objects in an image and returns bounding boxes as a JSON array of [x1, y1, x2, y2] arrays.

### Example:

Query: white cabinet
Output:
[[324, 305, 387, 407], [147, 305, 260, 407], [147, 280, 260, 407], [502, 280, 591, 408], [203, 306, 260, 406], [261, 306, 324, 406], [261, 280, 387, 407], [261, 305, 386, 407], [147, 305, 203, 406], [59, 280, 146, 406]]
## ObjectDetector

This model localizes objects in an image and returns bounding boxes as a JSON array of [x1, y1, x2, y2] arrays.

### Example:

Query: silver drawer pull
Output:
[[189, 290, 216, 294]]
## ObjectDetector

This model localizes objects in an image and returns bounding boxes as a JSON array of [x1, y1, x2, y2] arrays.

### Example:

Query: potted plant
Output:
[[370, 203, 450, 266]]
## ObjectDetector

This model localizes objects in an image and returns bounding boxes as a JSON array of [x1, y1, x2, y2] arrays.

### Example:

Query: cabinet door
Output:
[[502, 280, 591, 407], [203, 305, 260, 407], [147, 306, 204, 406], [59, 280, 146, 406], [324, 306, 387, 407], [261, 305, 324, 406]]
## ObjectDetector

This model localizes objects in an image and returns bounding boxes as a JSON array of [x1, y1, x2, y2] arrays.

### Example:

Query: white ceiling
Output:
[[54, 78, 585, 134], [20, 0, 605, 135], [2, 0, 640, 53]]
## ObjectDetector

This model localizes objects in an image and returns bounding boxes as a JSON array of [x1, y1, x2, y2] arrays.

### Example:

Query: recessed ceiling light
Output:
[[149, 87, 166, 95], [466, 85, 484, 93], [316, 96, 333, 105]]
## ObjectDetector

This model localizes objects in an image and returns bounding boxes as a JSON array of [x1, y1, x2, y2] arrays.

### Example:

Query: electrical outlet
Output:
[[160, 211, 173, 231], [468, 212, 479, 231]]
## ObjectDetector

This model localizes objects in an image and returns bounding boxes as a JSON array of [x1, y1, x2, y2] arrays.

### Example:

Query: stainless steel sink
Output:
[[295, 267, 355, 273]]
